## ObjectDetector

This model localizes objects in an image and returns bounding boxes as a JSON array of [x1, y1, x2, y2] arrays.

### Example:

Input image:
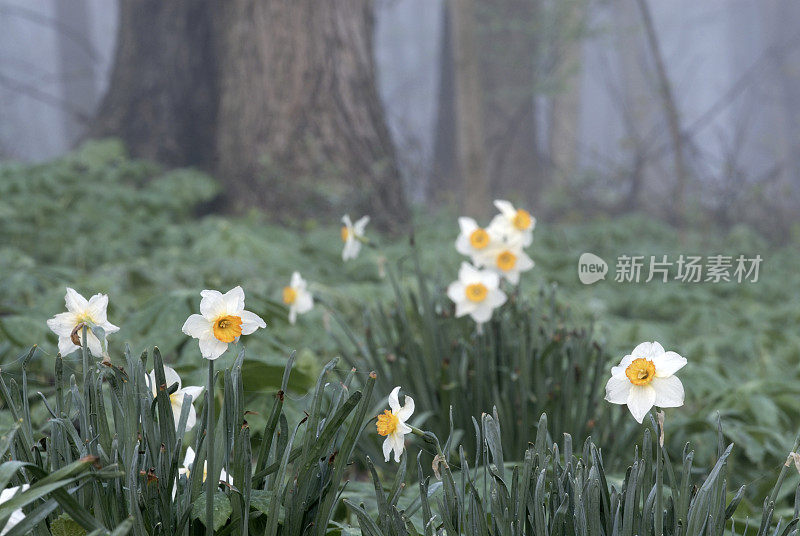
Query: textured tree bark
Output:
[[215, 0, 407, 227], [449, 0, 491, 218], [88, 0, 219, 168], [89, 0, 408, 228]]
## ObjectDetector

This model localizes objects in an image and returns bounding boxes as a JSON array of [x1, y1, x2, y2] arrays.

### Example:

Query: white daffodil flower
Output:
[[180, 447, 230, 484], [455, 217, 497, 266], [182, 286, 266, 360], [46, 288, 119, 358], [0, 484, 29, 536], [488, 200, 535, 247], [282, 272, 314, 325], [446, 262, 507, 325], [341, 214, 370, 261], [376, 386, 414, 462], [486, 245, 535, 285], [147, 365, 203, 432], [605, 341, 687, 423]]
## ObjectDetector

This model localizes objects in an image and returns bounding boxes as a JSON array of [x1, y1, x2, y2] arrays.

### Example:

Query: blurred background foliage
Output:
[[2, 141, 800, 507]]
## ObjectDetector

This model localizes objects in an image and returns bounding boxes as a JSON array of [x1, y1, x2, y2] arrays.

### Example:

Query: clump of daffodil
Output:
[[147, 365, 203, 432], [376, 386, 414, 462], [282, 272, 314, 324], [605, 341, 686, 423], [453, 200, 536, 290], [446, 262, 507, 325], [341, 214, 370, 261], [182, 286, 266, 360], [488, 199, 535, 247], [46, 287, 119, 358]]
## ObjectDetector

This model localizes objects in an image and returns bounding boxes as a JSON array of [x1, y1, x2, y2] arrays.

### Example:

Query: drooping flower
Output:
[[0, 485, 29, 536], [147, 365, 203, 432], [605, 342, 686, 423], [341, 214, 370, 261], [376, 386, 414, 462], [46, 288, 120, 358], [182, 286, 266, 360], [180, 446, 230, 484], [282, 272, 314, 325], [488, 200, 535, 247], [455, 217, 496, 266], [486, 246, 535, 285], [446, 262, 507, 325]]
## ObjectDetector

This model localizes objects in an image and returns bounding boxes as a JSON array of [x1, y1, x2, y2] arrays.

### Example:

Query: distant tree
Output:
[[55, 0, 97, 148], [90, 0, 408, 229]]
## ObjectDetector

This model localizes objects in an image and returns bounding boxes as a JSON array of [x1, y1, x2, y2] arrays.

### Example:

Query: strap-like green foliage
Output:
[[1, 334, 799, 535]]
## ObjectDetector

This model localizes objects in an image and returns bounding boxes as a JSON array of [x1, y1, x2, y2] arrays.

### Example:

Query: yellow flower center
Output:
[[282, 286, 297, 305], [465, 282, 488, 302], [341, 226, 350, 242], [212, 315, 242, 343], [496, 250, 517, 271], [625, 358, 656, 386], [376, 410, 399, 436], [469, 228, 489, 249], [512, 209, 532, 230]]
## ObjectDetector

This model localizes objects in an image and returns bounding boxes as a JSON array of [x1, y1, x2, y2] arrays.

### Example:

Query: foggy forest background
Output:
[[3, 0, 800, 240]]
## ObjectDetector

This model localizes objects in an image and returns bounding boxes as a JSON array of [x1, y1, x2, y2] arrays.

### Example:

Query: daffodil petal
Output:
[[198, 335, 228, 360], [223, 286, 245, 315], [57, 336, 79, 357], [86, 331, 104, 358], [199, 290, 227, 319], [604, 376, 631, 404], [651, 376, 684, 408], [396, 395, 414, 421], [296, 292, 313, 314], [653, 351, 687, 378], [240, 309, 266, 335], [390, 432, 405, 462], [382, 436, 393, 462], [64, 287, 89, 313], [184, 403, 197, 431], [86, 293, 109, 324], [470, 304, 494, 324], [388, 386, 401, 413], [163, 366, 182, 391], [180, 385, 204, 401], [47, 312, 78, 337], [182, 314, 211, 338], [626, 385, 656, 423]]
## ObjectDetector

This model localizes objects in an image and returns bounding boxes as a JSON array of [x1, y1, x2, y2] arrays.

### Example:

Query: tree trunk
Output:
[[88, 0, 219, 168], [89, 0, 408, 229], [56, 0, 97, 148], [429, 3, 459, 204], [449, 0, 491, 218], [476, 0, 541, 207]]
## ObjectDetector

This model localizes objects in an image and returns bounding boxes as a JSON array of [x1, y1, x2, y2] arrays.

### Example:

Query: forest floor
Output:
[[2, 140, 800, 507]]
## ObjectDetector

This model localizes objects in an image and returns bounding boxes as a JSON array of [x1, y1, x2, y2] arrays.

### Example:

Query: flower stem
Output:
[[206, 359, 214, 536], [654, 409, 664, 536]]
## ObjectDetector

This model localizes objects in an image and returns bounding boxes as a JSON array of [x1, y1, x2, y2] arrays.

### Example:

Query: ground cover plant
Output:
[[2, 144, 800, 534]]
